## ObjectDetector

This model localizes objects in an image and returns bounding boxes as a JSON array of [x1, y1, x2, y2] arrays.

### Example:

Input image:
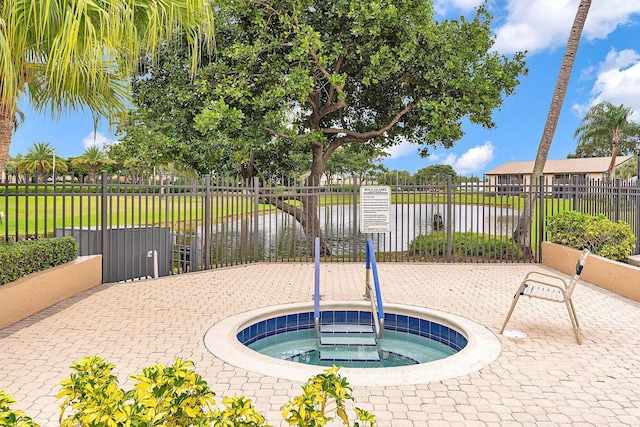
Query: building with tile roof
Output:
[[485, 156, 633, 187], [484, 156, 635, 196]]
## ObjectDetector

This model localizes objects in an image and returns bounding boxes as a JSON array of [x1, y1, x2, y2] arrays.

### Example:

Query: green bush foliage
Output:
[[409, 232, 522, 260], [546, 211, 636, 262], [58, 356, 217, 427], [0, 390, 39, 427], [1, 357, 375, 427], [0, 237, 78, 285]]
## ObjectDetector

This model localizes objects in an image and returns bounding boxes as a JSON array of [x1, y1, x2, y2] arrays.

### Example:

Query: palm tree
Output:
[[72, 146, 116, 183], [3, 154, 19, 181], [616, 157, 638, 180], [18, 142, 68, 183], [513, 0, 592, 257], [123, 157, 145, 184], [0, 0, 215, 174], [574, 102, 640, 180]]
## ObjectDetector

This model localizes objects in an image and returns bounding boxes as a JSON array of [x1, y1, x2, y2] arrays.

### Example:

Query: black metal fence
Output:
[[1, 172, 639, 283]]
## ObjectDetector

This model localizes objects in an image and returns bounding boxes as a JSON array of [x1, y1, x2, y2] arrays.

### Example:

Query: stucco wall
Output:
[[0, 255, 102, 329], [541, 242, 640, 302]]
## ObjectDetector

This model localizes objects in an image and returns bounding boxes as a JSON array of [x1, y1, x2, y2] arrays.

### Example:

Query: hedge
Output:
[[409, 231, 522, 259], [545, 210, 636, 262], [0, 237, 78, 285]]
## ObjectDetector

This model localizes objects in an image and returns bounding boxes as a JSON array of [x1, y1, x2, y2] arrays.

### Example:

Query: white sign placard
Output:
[[359, 186, 391, 233]]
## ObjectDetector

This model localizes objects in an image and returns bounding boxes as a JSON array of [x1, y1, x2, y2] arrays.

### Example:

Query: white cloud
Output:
[[385, 140, 419, 159], [434, 0, 484, 14], [493, 0, 640, 55], [442, 153, 458, 166], [603, 48, 640, 72], [572, 49, 640, 121], [428, 153, 442, 162], [442, 142, 495, 175], [585, 1, 640, 38], [388, 141, 495, 175], [81, 131, 116, 150]]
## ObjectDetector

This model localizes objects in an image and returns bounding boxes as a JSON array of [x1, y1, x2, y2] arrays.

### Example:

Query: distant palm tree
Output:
[[616, 157, 638, 180], [72, 146, 116, 183], [513, 0, 592, 257], [3, 154, 20, 179], [18, 142, 68, 183], [574, 102, 640, 180], [123, 157, 145, 184]]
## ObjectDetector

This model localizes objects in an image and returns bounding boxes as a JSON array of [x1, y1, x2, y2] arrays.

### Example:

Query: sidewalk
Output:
[[1, 262, 640, 426]]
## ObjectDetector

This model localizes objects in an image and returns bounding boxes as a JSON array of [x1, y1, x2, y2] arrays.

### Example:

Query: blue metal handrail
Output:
[[365, 238, 385, 337], [314, 237, 320, 335]]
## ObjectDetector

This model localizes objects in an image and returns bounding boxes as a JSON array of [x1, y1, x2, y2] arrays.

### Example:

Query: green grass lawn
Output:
[[0, 193, 259, 238]]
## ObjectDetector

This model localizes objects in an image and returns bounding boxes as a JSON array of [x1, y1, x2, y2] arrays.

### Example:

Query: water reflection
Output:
[[213, 203, 519, 260]]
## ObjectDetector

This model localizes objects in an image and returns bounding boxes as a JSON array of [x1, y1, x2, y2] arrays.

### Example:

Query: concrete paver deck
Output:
[[1, 262, 640, 426]]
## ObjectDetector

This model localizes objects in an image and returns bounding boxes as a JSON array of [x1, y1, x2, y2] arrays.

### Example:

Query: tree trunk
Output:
[[261, 189, 331, 257], [606, 141, 618, 180], [302, 171, 331, 256], [0, 109, 13, 178], [304, 142, 332, 256], [606, 128, 620, 180], [513, 0, 592, 257], [260, 142, 332, 257]]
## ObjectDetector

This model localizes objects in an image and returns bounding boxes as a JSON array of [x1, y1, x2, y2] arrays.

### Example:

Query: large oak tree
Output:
[[125, 0, 527, 254]]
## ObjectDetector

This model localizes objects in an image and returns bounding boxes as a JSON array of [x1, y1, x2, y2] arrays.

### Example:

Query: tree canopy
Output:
[[324, 145, 388, 183], [414, 164, 459, 183], [210, 0, 525, 181], [122, 0, 526, 181], [120, 0, 526, 253]]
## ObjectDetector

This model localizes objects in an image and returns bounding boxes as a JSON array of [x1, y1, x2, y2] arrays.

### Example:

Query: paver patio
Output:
[[1, 262, 640, 426]]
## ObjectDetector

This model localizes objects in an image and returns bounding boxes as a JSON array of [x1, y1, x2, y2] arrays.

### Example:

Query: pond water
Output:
[[211, 203, 519, 259]]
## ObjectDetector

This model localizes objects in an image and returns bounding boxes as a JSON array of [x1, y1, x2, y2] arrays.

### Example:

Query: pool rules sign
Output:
[[359, 186, 391, 233]]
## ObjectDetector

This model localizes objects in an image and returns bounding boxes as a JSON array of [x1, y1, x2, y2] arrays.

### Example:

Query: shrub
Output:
[[546, 211, 636, 262], [0, 390, 40, 427], [0, 237, 78, 285], [58, 356, 218, 427], [2, 357, 376, 427], [282, 366, 375, 426], [409, 232, 522, 260]]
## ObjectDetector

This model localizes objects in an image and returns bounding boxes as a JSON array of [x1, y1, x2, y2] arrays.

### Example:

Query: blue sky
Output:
[[9, 0, 640, 177]]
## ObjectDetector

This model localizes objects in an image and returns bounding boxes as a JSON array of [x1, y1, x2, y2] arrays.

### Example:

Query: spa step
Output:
[[319, 324, 375, 334], [318, 323, 380, 362], [319, 335, 377, 346], [318, 346, 381, 362]]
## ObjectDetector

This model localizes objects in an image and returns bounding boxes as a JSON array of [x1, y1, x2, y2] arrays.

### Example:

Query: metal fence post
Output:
[[446, 175, 453, 263], [636, 184, 640, 256], [572, 175, 579, 211], [537, 175, 545, 262], [204, 174, 212, 270], [253, 177, 260, 262], [614, 180, 621, 221], [352, 177, 359, 262], [101, 171, 109, 283]]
